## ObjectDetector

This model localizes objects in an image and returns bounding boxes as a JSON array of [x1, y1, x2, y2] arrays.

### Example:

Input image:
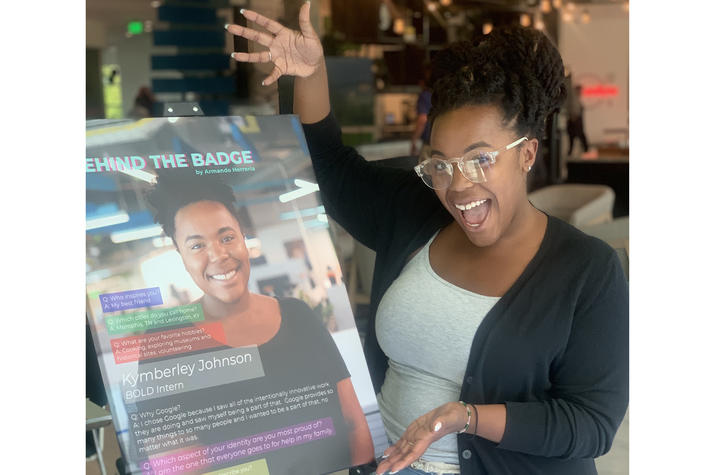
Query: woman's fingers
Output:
[[375, 455, 393, 474], [262, 65, 284, 86], [377, 417, 447, 473], [376, 441, 400, 473], [376, 406, 462, 474], [377, 444, 420, 474], [388, 445, 422, 474], [227, 4, 322, 83], [382, 444, 396, 457], [240, 8, 285, 35], [298, 1, 318, 41], [376, 435, 428, 474], [226, 24, 273, 47], [230, 51, 272, 64]]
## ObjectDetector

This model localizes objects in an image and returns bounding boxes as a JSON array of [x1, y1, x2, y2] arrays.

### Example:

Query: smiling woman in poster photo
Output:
[[146, 172, 374, 472]]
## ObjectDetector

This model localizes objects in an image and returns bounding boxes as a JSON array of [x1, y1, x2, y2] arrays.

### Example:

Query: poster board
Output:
[[86, 115, 385, 474]]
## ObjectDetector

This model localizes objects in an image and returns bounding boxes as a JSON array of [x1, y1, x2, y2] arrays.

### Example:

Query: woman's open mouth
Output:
[[455, 198, 491, 229]]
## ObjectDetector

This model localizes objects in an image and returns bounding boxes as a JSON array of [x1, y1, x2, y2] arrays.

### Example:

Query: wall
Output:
[[87, 17, 107, 49], [559, 4, 629, 146], [102, 33, 153, 118], [87, 18, 107, 118], [87, 48, 105, 119]]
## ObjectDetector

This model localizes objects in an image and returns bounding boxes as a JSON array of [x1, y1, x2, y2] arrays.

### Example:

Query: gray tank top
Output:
[[375, 232, 500, 464]]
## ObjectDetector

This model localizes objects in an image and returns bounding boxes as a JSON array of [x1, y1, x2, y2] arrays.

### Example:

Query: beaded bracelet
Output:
[[472, 403, 479, 434], [458, 401, 471, 434]]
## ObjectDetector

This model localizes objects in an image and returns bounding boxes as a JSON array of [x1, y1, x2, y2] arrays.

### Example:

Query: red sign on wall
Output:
[[582, 84, 619, 98]]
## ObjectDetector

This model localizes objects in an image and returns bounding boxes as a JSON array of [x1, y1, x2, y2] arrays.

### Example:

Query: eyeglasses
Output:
[[414, 136, 528, 190]]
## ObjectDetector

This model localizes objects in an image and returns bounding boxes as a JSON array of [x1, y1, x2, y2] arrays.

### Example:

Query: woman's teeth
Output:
[[454, 199, 488, 211], [210, 269, 237, 281]]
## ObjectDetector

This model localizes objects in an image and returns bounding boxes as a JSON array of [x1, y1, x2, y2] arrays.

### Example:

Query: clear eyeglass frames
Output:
[[414, 136, 528, 190]]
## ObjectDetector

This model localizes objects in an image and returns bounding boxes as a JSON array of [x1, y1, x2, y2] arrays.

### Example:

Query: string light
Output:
[[439, 0, 451, 6], [552, 0, 562, 8], [520, 13, 531, 27], [581, 9, 590, 24], [534, 17, 545, 30], [541, 0, 551, 13], [393, 18, 405, 35], [483, 22, 493, 35], [404, 25, 417, 42]]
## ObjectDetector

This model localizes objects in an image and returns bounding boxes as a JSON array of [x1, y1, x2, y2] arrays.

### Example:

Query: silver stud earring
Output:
[[527, 165, 532, 172]]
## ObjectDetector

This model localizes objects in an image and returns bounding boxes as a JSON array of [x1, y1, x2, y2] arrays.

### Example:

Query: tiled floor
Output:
[[86, 423, 122, 475], [87, 410, 629, 474]]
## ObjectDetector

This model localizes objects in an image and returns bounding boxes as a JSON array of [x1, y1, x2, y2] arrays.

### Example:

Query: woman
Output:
[[227, 4, 628, 475], [146, 173, 374, 473]]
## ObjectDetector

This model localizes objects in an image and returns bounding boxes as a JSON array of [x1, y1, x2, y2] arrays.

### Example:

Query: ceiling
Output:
[[87, 0, 158, 32]]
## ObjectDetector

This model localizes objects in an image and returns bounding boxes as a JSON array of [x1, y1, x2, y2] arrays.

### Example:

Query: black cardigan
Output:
[[303, 113, 629, 475]]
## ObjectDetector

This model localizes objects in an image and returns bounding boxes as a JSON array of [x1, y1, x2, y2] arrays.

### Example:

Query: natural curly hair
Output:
[[429, 26, 567, 140], [146, 171, 244, 244]]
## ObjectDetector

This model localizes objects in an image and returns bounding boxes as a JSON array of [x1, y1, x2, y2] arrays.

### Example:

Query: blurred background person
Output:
[[566, 83, 589, 157], [410, 62, 433, 158], [129, 86, 156, 118]]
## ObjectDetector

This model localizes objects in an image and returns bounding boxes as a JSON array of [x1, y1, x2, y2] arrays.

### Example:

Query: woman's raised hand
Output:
[[226, 1, 323, 86]]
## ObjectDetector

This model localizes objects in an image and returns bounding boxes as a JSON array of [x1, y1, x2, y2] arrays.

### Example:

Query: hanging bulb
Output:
[[483, 22, 493, 35], [439, 0, 451, 6], [562, 10, 574, 22], [581, 9, 590, 24], [552, 0, 562, 8], [520, 13, 531, 27], [393, 18, 405, 35], [566, 2, 576, 11], [427, 2, 437, 12], [541, 0, 551, 13], [622, 1, 629, 12]]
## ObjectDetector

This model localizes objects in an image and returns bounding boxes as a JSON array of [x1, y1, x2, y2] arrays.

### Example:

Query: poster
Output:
[[86, 115, 386, 475]]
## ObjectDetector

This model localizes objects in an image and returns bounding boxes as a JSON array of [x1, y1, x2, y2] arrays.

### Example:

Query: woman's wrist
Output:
[[452, 402, 480, 435], [471, 403, 479, 434], [304, 57, 325, 79], [294, 60, 329, 123], [457, 401, 472, 434], [434, 401, 469, 433], [462, 403, 505, 443]]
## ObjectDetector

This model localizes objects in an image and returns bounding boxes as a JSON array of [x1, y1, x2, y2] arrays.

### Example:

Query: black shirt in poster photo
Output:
[[130, 298, 353, 475]]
